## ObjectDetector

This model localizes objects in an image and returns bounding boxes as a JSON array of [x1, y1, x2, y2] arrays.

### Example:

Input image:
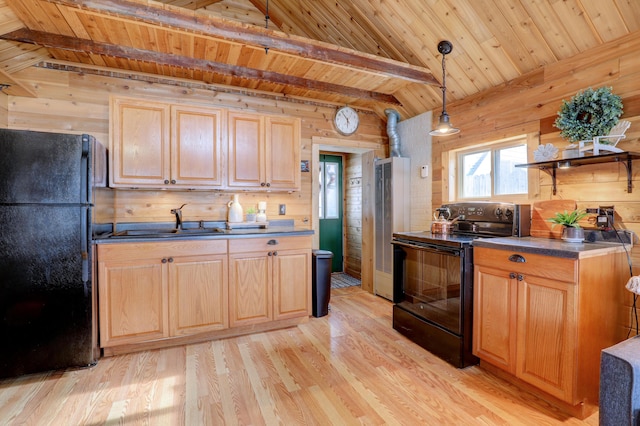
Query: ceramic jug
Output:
[[227, 194, 243, 223]]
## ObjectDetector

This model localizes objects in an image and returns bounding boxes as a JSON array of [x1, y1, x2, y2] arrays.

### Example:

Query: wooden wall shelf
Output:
[[515, 151, 640, 195]]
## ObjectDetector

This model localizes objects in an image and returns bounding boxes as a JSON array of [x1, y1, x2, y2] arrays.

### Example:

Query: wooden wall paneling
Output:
[[431, 32, 640, 335], [360, 150, 375, 293], [7, 66, 389, 287], [344, 153, 362, 279]]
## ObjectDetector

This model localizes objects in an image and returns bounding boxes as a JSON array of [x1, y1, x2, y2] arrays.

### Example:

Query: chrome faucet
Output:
[[171, 204, 187, 230]]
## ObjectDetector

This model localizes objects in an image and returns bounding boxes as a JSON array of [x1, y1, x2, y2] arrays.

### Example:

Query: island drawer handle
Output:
[[508, 254, 526, 263], [267, 239, 278, 245]]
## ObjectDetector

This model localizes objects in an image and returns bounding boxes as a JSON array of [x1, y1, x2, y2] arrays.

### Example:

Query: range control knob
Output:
[[495, 208, 503, 217], [505, 209, 513, 218]]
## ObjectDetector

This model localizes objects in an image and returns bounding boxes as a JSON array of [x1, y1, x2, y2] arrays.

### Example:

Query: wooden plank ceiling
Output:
[[0, 0, 639, 119]]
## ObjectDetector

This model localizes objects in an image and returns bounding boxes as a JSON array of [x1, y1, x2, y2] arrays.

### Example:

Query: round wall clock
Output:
[[334, 106, 359, 136]]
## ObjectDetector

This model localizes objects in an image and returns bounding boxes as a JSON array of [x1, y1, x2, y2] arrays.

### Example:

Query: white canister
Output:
[[256, 201, 267, 222], [227, 194, 243, 223]]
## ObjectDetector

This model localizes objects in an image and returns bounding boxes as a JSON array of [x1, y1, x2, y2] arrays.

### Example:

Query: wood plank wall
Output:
[[433, 31, 640, 335], [344, 153, 362, 279], [3, 66, 388, 284]]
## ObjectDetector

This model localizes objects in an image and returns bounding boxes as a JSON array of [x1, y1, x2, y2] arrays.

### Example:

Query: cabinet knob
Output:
[[508, 254, 526, 263], [170, 179, 176, 184], [168, 257, 174, 263], [266, 182, 271, 187], [268, 251, 272, 256], [517, 274, 524, 281], [162, 258, 168, 263], [272, 251, 278, 256], [261, 182, 266, 187], [164, 179, 170, 185], [509, 272, 517, 279]]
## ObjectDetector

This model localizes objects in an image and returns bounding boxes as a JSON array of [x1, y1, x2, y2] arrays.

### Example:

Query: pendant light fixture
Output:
[[429, 40, 460, 136]]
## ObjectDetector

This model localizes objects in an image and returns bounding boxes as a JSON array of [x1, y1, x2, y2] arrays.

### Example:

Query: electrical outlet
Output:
[[598, 205, 614, 228], [279, 204, 286, 215]]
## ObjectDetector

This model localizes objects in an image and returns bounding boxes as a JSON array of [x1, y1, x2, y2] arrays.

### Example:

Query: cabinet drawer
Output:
[[229, 235, 312, 253], [474, 247, 576, 283], [98, 239, 227, 260]]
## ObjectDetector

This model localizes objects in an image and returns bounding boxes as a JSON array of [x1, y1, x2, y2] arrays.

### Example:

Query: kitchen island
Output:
[[94, 222, 313, 356], [471, 235, 631, 419]]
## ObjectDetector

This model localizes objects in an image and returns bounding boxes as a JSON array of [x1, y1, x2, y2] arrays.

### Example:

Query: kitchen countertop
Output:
[[93, 220, 313, 243], [473, 235, 631, 259]]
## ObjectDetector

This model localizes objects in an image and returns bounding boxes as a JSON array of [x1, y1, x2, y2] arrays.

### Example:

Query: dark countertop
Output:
[[473, 235, 631, 259], [93, 220, 313, 244]]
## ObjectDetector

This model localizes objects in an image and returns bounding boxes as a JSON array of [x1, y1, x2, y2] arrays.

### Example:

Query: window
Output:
[[319, 160, 339, 219], [457, 136, 529, 200]]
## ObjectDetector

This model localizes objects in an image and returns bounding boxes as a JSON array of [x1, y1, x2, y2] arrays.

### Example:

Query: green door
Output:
[[319, 154, 343, 272]]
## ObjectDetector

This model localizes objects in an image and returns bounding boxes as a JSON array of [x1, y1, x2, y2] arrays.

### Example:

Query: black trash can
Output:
[[312, 250, 333, 317]]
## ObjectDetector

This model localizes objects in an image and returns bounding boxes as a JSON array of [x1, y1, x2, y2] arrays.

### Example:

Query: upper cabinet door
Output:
[[171, 105, 225, 188], [228, 111, 265, 188], [266, 116, 301, 191], [228, 112, 301, 191], [110, 97, 170, 188]]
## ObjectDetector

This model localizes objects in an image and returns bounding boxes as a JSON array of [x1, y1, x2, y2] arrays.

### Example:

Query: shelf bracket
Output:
[[617, 157, 633, 193], [539, 166, 557, 195]]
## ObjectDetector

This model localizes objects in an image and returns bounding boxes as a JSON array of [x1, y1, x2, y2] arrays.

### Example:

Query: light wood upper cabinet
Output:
[[110, 97, 224, 189], [171, 104, 224, 188], [110, 97, 170, 188], [228, 111, 301, 191], [228, 112, 264, 189], [97, 240, 228, 348], [265, 116, 301, 190]]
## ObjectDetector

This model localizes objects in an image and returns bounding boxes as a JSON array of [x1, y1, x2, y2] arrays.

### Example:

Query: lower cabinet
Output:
[[97, 234, 312, 353], [229, 236, 311, 327], [473, 246, 627, 416], [97, 240, 228, 348]]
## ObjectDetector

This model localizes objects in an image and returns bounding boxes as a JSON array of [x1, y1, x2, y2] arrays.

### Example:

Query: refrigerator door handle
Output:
[[81, 206, 89, 282]]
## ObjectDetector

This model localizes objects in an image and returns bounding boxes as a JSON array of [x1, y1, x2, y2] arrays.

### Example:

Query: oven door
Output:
[[392, 240, 467, 335]]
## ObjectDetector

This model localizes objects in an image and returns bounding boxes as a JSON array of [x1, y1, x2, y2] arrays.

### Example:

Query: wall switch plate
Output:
[[279, 204, 286, 215], [420, 165, 429, 178]]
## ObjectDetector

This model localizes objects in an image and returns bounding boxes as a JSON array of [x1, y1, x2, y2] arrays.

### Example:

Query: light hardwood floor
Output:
[[0, 287, 599, 425]]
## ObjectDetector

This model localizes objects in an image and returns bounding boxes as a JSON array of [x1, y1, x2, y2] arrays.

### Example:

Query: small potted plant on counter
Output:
[[548, 209, 589, 242], [245, 207, 257, 222]]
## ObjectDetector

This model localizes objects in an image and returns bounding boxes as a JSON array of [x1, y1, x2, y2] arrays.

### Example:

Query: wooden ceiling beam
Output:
[[45, 0, 438, 85], [0, 28, 401, 105]]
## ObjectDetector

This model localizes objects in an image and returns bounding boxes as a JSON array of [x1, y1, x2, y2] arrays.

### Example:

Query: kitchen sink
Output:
[[111, 227, 226, 238]]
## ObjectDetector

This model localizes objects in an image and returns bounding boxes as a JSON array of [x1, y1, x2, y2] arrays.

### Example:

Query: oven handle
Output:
[[392, 240, 461, 257]]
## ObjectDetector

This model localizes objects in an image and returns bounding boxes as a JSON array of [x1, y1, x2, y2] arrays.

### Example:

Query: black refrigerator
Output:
[[0, 129, 98, 379]]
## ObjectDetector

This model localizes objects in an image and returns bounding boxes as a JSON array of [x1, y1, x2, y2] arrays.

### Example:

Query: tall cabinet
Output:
[[373, 157, 410, 301]]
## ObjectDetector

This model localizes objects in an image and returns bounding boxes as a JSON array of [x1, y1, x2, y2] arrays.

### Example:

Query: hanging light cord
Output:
[[264, 0, 270, 54], [610, 222, 638, 337], [439, 52, 448, 115]]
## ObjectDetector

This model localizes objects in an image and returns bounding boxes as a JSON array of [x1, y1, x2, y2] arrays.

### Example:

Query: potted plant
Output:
[[245, 207, 257, 222], [548, 209, 589, 242]]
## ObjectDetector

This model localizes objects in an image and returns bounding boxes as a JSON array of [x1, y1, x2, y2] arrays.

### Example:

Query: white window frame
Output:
[[453, 135, 533, 202]]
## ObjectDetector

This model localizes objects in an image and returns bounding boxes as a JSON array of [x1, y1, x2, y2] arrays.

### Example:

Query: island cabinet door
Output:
[[273, 248, 311, 320], [168, 254, 228, 336], [98, 259, 168, 347], [516, 274, 577, 403], [228, 252, 272, 327], [473, 264, 517, 374]]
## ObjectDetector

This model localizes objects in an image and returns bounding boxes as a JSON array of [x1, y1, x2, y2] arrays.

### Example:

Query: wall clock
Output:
[[334, 106, 359, 136]]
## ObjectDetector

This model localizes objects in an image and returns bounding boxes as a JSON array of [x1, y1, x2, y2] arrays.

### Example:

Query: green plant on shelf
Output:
[[548, 209, 589, 228]]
